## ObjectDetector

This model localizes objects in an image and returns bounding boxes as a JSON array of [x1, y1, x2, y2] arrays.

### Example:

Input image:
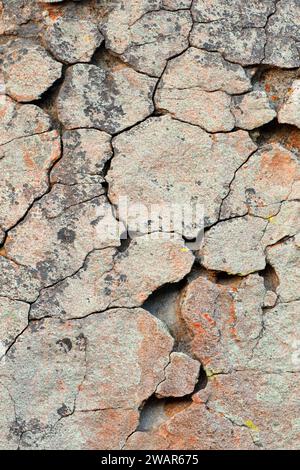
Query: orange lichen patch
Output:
[[271, 95, 278, 101], [228, 296, 239, 340], [42, 5, 64, 22], [164, 399, 191, 418], [192, 322, 207, 335], [284, 128, 300, 152], [228, 300, 236, 325], [0, 247, 7, 257], [265, 83, 271, 93], [260, 149, 297, 184], [202, 312, 216, 327]]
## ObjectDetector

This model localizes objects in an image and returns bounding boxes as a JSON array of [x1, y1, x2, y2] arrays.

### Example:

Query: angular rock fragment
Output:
[[156, 352, 200, 398], [116, 11, 192, 77], [2, 40, 62, 102], [190, 0, 275, 65], [155, 88, 235, 132], [0, 96, 52, 146], [5, 190, 122, 286], [57, 63, 156, 133], [232, 91, 276, 130], [1, 308, 173, 448], [264, 0, 300, 68], [0, 0, 41, 36], [263, 290, 277, 307], [157, 48, 251, 94], [0, 257, 41, 303], [200, 216, 267, 275], [154, 47, 251, 130], [191, 0, 275, 25], [125, 402, 255, 449], [261, 201, 300, 251], [107, 115, 256, 231], [0, 130, 61, 231], [190, 23, 266, 66], [51, 129, 112, 186], [278, 80, 300, 128], [43, 17, 103, 64], [0, 297, 29, 350], [30, 235, 194, 320], [250, 301, 300, 373], [258, 68, 300, 112], [221, 144, 299, 219], [195, 370, 300, 449], [100, 0, 162, 55], [101, 3, 192, 76], [178, 273, 266, 373], [266, 238, 300, 303]]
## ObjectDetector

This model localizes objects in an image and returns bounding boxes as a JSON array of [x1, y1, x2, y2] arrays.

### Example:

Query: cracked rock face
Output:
[[43, 18, 103, 64], [2, 40, 62, 102], [1, 0, 300, 451], [57, 61, 156, 133], [107, 115, 256, 231], [0, 130, 61, 231]]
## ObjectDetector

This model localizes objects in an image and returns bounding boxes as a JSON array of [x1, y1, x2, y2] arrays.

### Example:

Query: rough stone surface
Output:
[[157, 47, 251, 94], [57, 62, 156, 133], [190, 0, 275, 65], [266, 238, 300, 303], [1, 0, 300, 451], [51, 129, 112, 186], [232, 91, 276, 130], [0, 297, 29, 350], [116, 11, 192, 77], [29, 235, 194, 320], [2, 40, 62, 102], [155, 87, 234, 132], [43, 17, 103, 64], [278, 80, 300, 129], [221, 143, 300, 219], [107, 115, 256, 231], [0, 130, 61, 231], [264, 0, 300, 68], [178, 272, 266, 373], [125, 402, 255, 449], [0, 308, 173, 449], [194, 371, 300, 450], [101, 6, 192, 76], [4, 191, 121, 287], [200, 216, 268, 275], [0, 96, 52, 146], [156, 352, 200, 398]]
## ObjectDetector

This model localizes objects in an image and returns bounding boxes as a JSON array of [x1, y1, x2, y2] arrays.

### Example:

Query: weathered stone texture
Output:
[[107, 115, 256, 231], [2, 40, 62, 102], [43, 17, 103, 64], [57, 62, 156, 133], [1, 0, 300, 452]]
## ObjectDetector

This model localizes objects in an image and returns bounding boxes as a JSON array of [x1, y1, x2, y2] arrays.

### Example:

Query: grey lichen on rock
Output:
[[2, 40, 62, 102], [43, 17, 103, 64], [57, 62, 156, 133]]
